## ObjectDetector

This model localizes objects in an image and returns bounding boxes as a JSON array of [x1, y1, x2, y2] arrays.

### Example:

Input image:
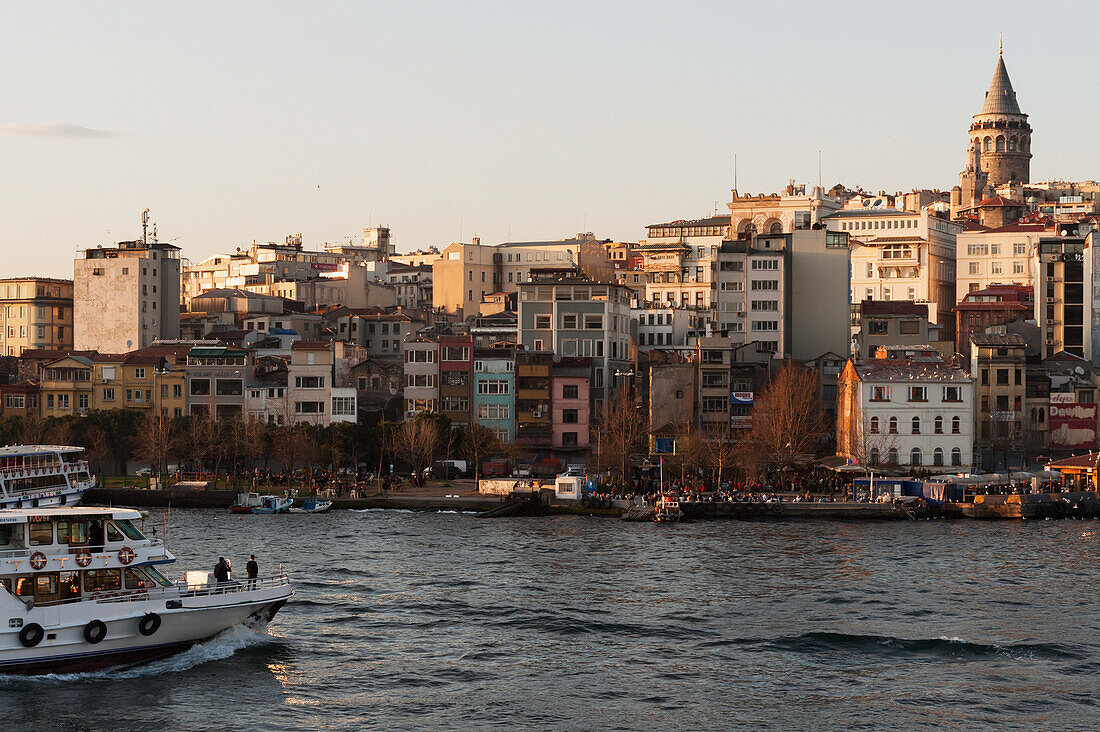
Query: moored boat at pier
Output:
[[0, 445, 95, 510]]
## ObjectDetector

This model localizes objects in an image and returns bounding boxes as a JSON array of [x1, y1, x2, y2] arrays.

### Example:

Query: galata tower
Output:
[[953, 44, 1031, 213]]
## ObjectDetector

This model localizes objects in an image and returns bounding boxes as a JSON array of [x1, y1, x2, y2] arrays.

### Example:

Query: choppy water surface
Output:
[[1, 510, 1096, 731]]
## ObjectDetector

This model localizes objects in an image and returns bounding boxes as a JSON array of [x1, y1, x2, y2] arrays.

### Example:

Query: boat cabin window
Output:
[[84, 569, 122, 592], [124, 568, 158, 590], [60, 571, 80, 600], [29, 521, 53, 546], [0, 525, 17, 548], [115, 520, 146, 541], [57, 521, 88, 546], [35, 574, 59, 599], [144, 566, 172, 587], [14, 576, 34, 597], [0, 578, 10, 594], [106, 523, 124, 543]]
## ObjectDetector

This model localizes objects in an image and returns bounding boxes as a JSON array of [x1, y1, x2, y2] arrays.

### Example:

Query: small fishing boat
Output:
[[290, 497, 332, 514], [250, 496, 293, 514], [230, 493, 261, 514], [654, 494, 683, 523]]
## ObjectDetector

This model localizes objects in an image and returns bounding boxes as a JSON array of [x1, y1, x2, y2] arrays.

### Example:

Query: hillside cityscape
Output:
[[2, 49, 1099, 491]]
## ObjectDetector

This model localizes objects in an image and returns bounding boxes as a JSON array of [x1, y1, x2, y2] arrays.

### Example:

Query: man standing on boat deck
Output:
[[246, 555, 258, 588]]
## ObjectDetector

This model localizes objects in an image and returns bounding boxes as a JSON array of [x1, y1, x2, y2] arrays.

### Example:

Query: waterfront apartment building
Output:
[[402, 338, 439, 418], [438, 336, 474, 428], [836, 356, 975, 471], [75, 238, 181, 352], [970, 333, 1027, 469], [473, 346, 515, 444], [825, 208, 960, 338], [515, 350, 553, 450], [287, 340, 357, 425], [857, 301, 931, 360], [186, 345, 250, 419], [551, 357, 591, 453], [515, 275, 633, 408], [0, 278, 74, 357], [953, 285, 1033, 359]]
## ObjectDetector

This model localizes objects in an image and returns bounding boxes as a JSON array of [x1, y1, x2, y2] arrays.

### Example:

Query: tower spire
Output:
[[999, 33, 1003, 56]]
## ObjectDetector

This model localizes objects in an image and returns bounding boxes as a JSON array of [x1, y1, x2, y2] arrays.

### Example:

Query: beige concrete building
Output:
[[826, 208, 960, 338], [637, 215, 728, 310], [0, 278, 74, 357], [74, 237, 181, 353], [955, 221, 1050, 300], [727, 183, 842, 236]]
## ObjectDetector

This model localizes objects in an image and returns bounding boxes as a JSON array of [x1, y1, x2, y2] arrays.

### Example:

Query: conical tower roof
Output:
[[979, 54, 1022, 116]]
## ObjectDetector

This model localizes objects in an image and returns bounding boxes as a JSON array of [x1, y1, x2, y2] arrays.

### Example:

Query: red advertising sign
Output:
[[1049, 393, 1098, 450]]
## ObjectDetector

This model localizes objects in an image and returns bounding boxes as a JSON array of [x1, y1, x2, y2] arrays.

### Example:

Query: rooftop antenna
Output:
[[733, 153, 738, 191], [818, 150, 822, 187], [141, 208, 150, 245]]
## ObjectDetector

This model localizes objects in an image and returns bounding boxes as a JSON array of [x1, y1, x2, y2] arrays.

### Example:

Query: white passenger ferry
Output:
[[0, 507, 292, 674], [0, 445, 96, 510]]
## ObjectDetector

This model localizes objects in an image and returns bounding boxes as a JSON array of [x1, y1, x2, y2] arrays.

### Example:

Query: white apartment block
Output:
[[402, 339, 439, 417], [955, 221, 1048, 300], [825, 208, 960, 335]]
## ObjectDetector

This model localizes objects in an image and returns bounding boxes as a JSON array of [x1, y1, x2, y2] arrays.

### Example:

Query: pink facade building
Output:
[[552, 357, 591, 452]]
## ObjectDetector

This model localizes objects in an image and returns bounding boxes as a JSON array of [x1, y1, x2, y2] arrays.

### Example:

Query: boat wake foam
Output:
[[759, 631, 1082, 661], [1, 625, 274, 684]]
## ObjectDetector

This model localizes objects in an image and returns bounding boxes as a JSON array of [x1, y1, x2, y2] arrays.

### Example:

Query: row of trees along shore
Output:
[[0, 363, 825, 489]]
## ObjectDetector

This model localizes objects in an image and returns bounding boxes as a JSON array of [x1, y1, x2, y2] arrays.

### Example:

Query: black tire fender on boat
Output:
[[84, 619, 107, 644], [19, 623, 44, 648], [770, 502, 783, 514], [138, 612, 161, 637], [580, 497, 591, 508], [602, 498, 612, 509]]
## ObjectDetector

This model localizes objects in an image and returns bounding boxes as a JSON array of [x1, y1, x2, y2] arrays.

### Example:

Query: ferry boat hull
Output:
[[0, 483, 91, 511], [0, 581, 291, 675]]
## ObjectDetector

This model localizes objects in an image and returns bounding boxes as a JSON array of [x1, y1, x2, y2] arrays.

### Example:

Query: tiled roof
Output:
[[979, 55, 1023, 116], [970, 333, 1026, 347], [861, 300, 927, 317], [976, 195, 1023, 208], [853, 359, 970, 383], [646, 215, 730, 229], [1046, 453, 1100, 470], [290, 340, 334, 350]]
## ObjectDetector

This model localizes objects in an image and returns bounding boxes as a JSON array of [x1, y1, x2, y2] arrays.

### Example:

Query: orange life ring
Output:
[[76, 548, 93, 567], [29, 551, 48, 570], [118, 547, 136, 565]]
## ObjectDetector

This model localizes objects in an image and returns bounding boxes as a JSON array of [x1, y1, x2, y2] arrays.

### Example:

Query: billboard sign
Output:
[[1049, 394, 1098, 450], [729, 391, 754, 405]]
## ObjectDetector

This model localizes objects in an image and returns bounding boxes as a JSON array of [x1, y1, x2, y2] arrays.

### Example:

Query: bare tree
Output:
[[591, 388, 646, 484], [458, 424, 500, 484], [746, 363, 824, 478], [388, 416, 442, 476], [683, 420, 742, 486], [18, 410, 46, 445], [272, 424, 302, 486], [134, 411, 176, 482]]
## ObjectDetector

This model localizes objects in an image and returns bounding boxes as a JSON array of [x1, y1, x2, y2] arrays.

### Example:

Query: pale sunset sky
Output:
[[1, 0, 1097, 277]]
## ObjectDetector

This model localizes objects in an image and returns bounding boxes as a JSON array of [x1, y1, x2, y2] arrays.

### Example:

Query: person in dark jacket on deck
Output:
[[213, 557, 230, 584], [246, 555, 258, 587]]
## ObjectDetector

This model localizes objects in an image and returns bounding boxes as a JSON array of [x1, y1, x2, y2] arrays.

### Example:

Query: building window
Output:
[[888, 417, 898, 434], [295, 401, 325, 414], [951, 447, 962, 466], [866, 320, 888, 335], [951, 416, 961, 434], [910, 448, 922, 466], [535, 315, 551, 329], [562, 384, 579, 399], [934, 416, 943, 434], [477, 404, 510, 420], [332, 397, 356, 415], [190, 379, 210, 396], [943, 386, 962, 402], [561, 432, 578, 446], [477, 379, 510, 395], [933, 448, 944, 466], [870, 386, 890, 401], [102, 388, 115, 401], [562, 409, 579, 423], [869, 416, 879, 434], [562, 314, 578, 329], [908, 386, 927, 402], [216, 379, 243, 396], [887, 448, 899, 464], [912, 417, 921, 434], [295, 376, 324, 389]]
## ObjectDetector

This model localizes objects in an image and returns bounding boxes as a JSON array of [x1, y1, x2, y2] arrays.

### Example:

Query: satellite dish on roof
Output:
[[1075, 366, 1085, 375]]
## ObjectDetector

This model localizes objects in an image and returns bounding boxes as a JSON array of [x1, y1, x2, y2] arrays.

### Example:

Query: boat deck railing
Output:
[[0, 461, 90, 478], [94, 573, 292, 604]]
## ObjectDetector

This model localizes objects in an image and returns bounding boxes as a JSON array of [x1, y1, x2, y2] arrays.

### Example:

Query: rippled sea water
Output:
[[1, 509, 1096, 731]]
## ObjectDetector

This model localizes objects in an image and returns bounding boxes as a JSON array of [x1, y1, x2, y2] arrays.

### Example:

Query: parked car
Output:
[[135, 467, 153, 477], [422, 460, 468, 479]]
